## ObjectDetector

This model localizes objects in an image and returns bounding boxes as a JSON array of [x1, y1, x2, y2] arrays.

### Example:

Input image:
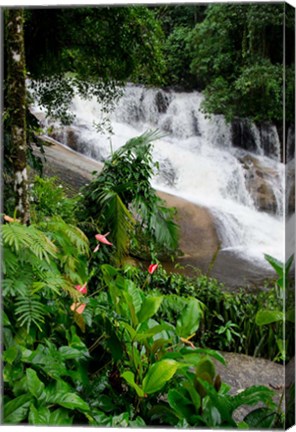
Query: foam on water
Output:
[[33, 84, 286, 267]]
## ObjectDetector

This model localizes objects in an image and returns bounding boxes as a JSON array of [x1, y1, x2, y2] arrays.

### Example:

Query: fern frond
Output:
[[2, 223, 34, 253], [2, 246, 18, 275], [63, 224, 89, 255], [15, 296, 47, 332], [41, 217, 89, 256], [2, 223, 58, 262], [27, 225, 59, 262]]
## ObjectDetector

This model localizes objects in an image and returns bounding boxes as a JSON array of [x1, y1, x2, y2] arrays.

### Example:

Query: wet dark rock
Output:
[[231, 119, 258, 153], [239, 154, 279, 214], [155, 90, 170, 113]]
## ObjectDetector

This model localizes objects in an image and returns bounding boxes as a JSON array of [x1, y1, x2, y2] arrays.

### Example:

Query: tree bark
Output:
[[6, 9, 30, 224]]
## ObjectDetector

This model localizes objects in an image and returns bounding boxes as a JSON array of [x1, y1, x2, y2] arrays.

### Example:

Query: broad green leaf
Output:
[[59, 346, 89, 361], [26, 368, 46, 401], [167, 389, 195, 419], [230, 385, 276, 411], [200, 379, 236, 426], [264, 254, 283, 278], [183, 379, 201, 409], [29, 404, 50, 425], [276, 338, 285, 359], [120, 321, 137, 339], [244, 407, 277, 428], [195, 357, 216, 381], [142, 359, 179, 394], [4, 394, 32, 424], [255, 309, 284, 326], [137, 296, 163, 323], [3, 344, 20, 364], [150, 337, 172, 354], [202, 396, 222, 427], [135, 323, 171, 341], [181, 347, 226, 365], [49, 408, 73, 425], [285, 254, 294, 274], [126, 280, 143, 314], [50, 392, 90, 411], [121, 371, 145, 397], [176, 297, 204, 338], [122, 290, 138, 327]]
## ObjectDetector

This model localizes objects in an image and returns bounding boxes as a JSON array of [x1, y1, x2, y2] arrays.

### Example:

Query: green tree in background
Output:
[[190, 3, 294, 124]]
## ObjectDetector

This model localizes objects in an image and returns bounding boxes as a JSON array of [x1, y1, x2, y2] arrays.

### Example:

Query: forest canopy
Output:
[[5, 3, 294, 125]]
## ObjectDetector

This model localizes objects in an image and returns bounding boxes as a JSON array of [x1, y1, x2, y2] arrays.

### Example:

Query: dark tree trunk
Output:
[[6, 8, 30, 224]]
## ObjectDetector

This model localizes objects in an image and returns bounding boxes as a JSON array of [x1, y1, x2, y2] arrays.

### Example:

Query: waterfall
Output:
[[33, 84, 285, 267]]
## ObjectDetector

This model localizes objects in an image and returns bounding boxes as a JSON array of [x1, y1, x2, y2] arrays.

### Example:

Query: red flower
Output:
[[148, 264, 158, 274], [75, 283, 87, 294], [70, 303, 86, 314], [94, 232, 113, 252]]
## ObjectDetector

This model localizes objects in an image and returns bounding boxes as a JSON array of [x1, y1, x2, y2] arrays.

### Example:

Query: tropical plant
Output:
[[150, 264, 293, 361], [74, 264, 277, 428], [2, 216, 89, 332], [2, 216, 280, 427], [255, 254, 294, 361], [77, 131, 179, 264]]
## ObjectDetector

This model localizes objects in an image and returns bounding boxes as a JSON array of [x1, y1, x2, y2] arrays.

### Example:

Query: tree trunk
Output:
[[6, 9, 30, 224]]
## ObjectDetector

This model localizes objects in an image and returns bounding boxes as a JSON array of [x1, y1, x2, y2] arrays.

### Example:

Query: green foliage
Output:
[[151, 265, 293, 362], [2, 216, 89, 336], [163, 26, 196, 88], [190, 3, 294, 123], [255, 254, 295, 361], [2, 214, 281, 427], [78, 131, 179, 263], [31, 176, 79, 223]]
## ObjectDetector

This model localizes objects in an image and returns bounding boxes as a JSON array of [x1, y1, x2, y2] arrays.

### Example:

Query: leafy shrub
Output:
[[2, 217, 279, 427], [31, 176, 79, 223], [77, 131, 179, 263], [148, 265, 293, 362]]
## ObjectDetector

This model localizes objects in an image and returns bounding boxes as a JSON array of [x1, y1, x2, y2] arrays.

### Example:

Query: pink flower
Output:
[[93, 232, 113, 252], [3, 214, 20, 223], [75, 283, 87, 294], [148, 264, 158, 274], [70, 303, 86, 314]]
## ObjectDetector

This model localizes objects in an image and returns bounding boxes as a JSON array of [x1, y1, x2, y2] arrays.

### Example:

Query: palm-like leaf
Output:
[[115, 130, 164, 159], [100, 189, 135, 264]]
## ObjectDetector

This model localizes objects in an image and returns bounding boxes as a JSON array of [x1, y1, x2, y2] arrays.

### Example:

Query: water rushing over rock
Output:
[[32, 84, 286, 267]]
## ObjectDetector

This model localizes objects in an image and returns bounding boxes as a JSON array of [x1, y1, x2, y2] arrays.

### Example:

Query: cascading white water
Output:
[[35, 84, 285, 267]]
